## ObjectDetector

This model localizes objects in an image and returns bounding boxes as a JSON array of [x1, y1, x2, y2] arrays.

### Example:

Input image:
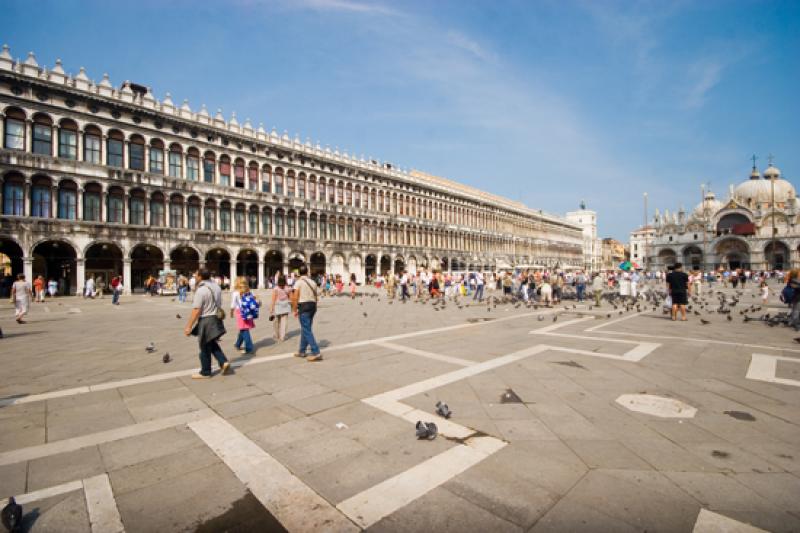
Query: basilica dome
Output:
[[692, 192, 724, 219], [734, 164, 795, 208]]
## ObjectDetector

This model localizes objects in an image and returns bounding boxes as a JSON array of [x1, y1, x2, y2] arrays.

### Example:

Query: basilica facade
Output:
[[0, 46, 582, 294], [647, 161, 796, 272]]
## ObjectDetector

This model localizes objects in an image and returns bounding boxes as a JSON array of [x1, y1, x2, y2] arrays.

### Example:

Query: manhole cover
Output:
[[616, 394, 697, 418]]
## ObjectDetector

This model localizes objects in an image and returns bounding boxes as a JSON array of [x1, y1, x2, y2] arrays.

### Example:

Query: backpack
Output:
[[780, 284, 795, 305], [239, 292, 260, 320]]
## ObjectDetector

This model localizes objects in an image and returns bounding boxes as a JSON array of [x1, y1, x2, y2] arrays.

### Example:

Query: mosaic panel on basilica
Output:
[[0, 47, 582, 294]]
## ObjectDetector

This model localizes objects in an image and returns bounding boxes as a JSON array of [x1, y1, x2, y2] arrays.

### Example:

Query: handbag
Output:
[[216, 307, 226, 320]]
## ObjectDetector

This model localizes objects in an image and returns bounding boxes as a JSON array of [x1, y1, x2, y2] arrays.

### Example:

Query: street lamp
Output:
[[643, 192, 648, 272]]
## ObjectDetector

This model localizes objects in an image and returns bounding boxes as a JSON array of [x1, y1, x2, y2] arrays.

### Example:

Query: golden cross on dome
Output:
[[751, 154, 757, 169], [768, 153, 775, 166]]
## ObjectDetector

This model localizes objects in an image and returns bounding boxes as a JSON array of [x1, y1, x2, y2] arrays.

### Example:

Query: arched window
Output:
[[309, 177, 317, 200], [107, 187, 125, 223], [220, 202, 232, 232], [347, 218, 354, 241], [203, 152, 215, 183], [329, 179, 336, 203], [319, 214, 328, 239], [234, 204, 245, 233], [309, 213, 317, 239], [299, 211, 307, 238], [59, 119, 78, 160], [337, 182, 344, 204], [2, 176, 24, 215], [248, 206, 258, 234], [149, 192, 165, 227], [3, 108, 25, 150], [248, 162, 258, 191], [58, 180, 77, 220], [83, 183, 102, 221], [287, 171, 296, 198], [84, 125, 102, 164], [262, 208, 272, 235], [204, 200, 216, 230], [219, 156, 231, 187], [129, 135, 145, 170], [275, 209, 285, 236], [287, 210, 296, 236], [354, 187, 361, 208], [234, 159, 245, 188], [329, 215, 337, 240], [298, 174, 306, 199], [187, 148, 200, 181], [345, 185, 352, 206], [107, 130, 124, 167], [31, 177, 51, 218], [169, 195, 183, 228], [338, 217, 346, 240], [32, 113, 53, 155], [371, 190, 377, 211], [168, 143, 183, 178], [150, 139, 165, 174], [274, 168, 284, 195], [261, 165, 272, 193], [187, 196, 201, 229], [129, 189, 145, 225], [318, 180, 326, 202]]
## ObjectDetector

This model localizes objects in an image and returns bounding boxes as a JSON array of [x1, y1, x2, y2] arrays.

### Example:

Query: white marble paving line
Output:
[[584, 311, 648, 332], [11, 474, 125, 533], [190, 414, 359, 533], [0, 311, 540, 408], [693, 508, 768, 532], [336, 436, 506, 529], [533, 316, 594, 333], [0, 408, 214, 466], [746, 353, 800, 387], [373, 341, 476, 367], [586, 329, 800, 354], [346, 345, 553, 528], [83, 474, 126, 533], [13, 479, 83, 505]]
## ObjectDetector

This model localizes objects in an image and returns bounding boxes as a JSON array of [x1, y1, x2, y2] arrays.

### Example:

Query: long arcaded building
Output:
[[0, 46, 582, 294]]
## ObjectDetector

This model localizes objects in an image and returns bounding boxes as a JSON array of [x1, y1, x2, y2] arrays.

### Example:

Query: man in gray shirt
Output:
[[184, 269, 230, 378]]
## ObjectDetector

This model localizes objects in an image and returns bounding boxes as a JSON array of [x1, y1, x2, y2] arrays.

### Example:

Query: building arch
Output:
[[31, 239, 78, 295], [264, 250, 283, 279], [130, 244, 165, 291], [84, 241, 124, 285], [170, 245, 200, 276], [764, 241, 789, 270], [714, 237, 750, 270], [310, 251, 326, 276]]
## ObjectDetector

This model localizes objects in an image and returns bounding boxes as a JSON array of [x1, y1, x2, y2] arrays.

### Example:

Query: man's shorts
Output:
[[671, 291, 688, 305]]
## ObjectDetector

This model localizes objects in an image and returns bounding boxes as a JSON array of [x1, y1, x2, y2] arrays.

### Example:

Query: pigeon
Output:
[[415, 420, 438, 440], [538, 315, 544, 321], [700, 319, 710, 325], [726, 315, 732, 322], [363, 312, 368, 317], [1, 497, 22, 533], [145, 342, 156, 353], [176, 314, 182, 319], [0, 328, 3, 339], [435, 401, 452, 419], [162, 353, 171, 363], [553, 315, 558, 322]]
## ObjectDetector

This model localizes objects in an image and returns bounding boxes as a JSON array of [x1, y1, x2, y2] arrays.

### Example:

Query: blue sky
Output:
[[3, 0, 798, 239]]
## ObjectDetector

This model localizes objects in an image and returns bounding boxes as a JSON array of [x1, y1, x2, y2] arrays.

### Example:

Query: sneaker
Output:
[[306, 354, 323, 362], [191, 373, 212, 379], [221, 362, 231, 375], [294, 352, 306, 358]]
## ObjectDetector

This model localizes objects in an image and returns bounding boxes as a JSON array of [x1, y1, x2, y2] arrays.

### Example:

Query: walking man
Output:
[[292, 264, 322, 361], [473, 271, 485, 302], [591, 272, 604, 307], [184, 269, 231, 378], [399, 270, 410, 302], [666, 262, 691, 322], [11, 273, 31, 323]]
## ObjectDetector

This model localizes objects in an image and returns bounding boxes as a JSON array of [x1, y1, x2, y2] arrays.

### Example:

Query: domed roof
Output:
[[692, 192, 724, 219], [764, 164, 781, 179], [734, 174, 795, 207]]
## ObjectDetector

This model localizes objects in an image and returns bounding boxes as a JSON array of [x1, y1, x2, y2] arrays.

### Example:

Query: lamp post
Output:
[[701, 183, 707, 275], [643, 192, 648, 272], [771, 169, 776, 271]]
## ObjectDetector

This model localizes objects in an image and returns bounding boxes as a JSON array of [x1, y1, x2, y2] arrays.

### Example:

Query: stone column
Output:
[[163, 259, 171, 271], [23, 182, 31, 216], [76, 188, 83, 220], [257, 261, 265, 289], [76, 258, 85, 296], [77, 129, 83, 162], [123, 259, 132, 295], [51, 186, 58, 218], [23, 256, 33, 284]]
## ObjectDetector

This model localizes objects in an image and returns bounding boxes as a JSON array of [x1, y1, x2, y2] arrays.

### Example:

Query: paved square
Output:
[[1, 284, 799, 532]]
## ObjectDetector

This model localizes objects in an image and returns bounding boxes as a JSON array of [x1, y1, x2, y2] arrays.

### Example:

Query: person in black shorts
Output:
[[666, 263, 691, 321]]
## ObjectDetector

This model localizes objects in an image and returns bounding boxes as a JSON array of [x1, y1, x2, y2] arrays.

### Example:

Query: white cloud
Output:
[[684, 60, 723, 109], [445, 30, 495, 62], [293, 0, 399, 16]]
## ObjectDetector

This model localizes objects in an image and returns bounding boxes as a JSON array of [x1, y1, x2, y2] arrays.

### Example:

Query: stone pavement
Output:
[[0, 283, 799, 532]]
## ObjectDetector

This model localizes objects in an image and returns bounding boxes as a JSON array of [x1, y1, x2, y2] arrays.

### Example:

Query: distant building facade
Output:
[[565, 205, 601, 271], [601, 238, 626, 270], [0, 46, 583, 294], [629, 225, 655, 269]]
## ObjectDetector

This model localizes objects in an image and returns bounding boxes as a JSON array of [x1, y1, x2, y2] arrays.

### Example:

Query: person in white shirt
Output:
[[399, 271, 410, 301]]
